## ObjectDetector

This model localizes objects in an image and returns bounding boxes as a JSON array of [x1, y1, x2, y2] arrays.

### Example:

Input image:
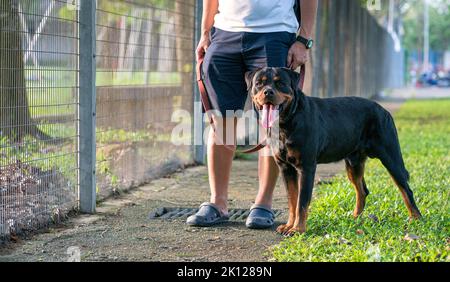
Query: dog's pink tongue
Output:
[[261, 104, 279, 129]]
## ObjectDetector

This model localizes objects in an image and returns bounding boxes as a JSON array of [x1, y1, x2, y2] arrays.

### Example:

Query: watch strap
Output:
[[296, 35, 313, 49]]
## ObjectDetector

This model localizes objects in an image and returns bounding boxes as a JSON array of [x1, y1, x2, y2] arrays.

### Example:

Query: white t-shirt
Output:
[[214, 0, 299, 33]]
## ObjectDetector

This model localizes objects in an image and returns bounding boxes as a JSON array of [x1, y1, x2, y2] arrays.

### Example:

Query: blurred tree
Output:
[[363, 0, 449, 53], [175, 0, 195, 75], [0, 0, 50, 142], [402, 0, 449, 52], [426, 2, 449, 51]]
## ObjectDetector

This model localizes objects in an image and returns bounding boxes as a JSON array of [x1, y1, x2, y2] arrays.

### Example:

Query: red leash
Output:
[[196, 57, 306, 154]]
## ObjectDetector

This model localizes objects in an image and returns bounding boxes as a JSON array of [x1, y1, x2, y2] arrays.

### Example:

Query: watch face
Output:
[[307, 40, 314, 49]]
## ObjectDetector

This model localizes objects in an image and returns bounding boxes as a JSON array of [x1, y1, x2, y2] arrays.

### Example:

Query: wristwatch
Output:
[[296, 35, 314, 49]]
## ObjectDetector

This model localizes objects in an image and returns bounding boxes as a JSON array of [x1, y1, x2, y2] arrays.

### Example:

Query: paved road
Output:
[[383, 87, 450, 100]]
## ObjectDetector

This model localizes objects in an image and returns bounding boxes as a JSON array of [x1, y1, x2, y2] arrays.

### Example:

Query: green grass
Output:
[[25, 67, 181, 118], [96, 128, 174, 145], [96, 70, 180, 87], [25, 67, 77, 117], [271, 99, 450, 262]]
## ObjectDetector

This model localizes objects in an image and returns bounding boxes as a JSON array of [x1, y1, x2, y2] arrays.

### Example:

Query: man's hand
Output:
[[196, 33, 211, 62], [289, 0, 318, 70], [287, 41, 309, 70]]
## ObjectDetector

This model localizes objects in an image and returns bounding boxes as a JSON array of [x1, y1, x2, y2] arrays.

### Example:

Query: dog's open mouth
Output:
[[260, 103, 280, 129]]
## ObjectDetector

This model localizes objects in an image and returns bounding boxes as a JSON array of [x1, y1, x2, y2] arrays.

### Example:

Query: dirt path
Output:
[[0, 160, 346, 262], [0, 101, 402, 262]]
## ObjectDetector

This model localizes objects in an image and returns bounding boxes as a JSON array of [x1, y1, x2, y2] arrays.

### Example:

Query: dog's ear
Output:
[[245, 69, 259, 92], [278, 68, 303, 116], [281, 68, 301, 91]]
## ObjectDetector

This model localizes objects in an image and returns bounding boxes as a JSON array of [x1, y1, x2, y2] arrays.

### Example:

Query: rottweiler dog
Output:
[[245, 67, 422, 236]]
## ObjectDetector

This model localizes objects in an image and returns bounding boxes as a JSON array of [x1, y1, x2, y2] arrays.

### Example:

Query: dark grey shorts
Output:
[[202, 27, 296, 116]]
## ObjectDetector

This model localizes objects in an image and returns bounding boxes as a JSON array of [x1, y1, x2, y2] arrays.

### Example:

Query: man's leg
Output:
[[187, 116, 237, 226], [255, 148, 279, 207], [187, 29, 248, 227], [207, 117, 237, 216], [245, 146, 279, 229]]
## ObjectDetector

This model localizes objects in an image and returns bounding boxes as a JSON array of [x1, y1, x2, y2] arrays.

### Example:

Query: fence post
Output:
[[327, 0, 336, 98], [311, 0, 323, 98], [193, 0, 206, 164], [79, 0, 97, 213]]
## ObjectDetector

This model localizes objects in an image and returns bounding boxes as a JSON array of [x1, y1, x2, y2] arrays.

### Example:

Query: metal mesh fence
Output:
[[305, 0, 404, 98], [0, 0, 79, 239], [94, 0, 195, 199], [0, 0, 197, 240]]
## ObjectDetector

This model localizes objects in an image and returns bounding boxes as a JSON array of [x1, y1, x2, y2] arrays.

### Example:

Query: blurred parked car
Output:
[[416, 71, 450, 87], [436, 72, 450, 88]]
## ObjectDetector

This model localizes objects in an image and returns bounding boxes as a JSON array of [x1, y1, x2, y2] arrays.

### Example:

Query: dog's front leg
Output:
[[285, 165, 316, 236], [276, 163, 299, 235]]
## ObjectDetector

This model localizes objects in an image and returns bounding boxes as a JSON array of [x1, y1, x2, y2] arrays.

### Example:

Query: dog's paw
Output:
[[276, 224, 292, 235], [353, 209, 364, 218], [409, 212, 422, 221], [283, 226, 306, 237]]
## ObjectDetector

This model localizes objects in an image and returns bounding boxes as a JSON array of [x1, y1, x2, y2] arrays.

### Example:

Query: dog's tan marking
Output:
[[391, 177, 422, 220], [286, 149, 301, 168], [284, 207, 307, 236], [253, 90, 292, 109], [276, 178, 298, 234], [345, 160, 368, 217]]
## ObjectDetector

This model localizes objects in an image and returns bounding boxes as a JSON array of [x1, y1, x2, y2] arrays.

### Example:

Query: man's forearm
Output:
[[299, 0, 318, 39], [202, 0, 219, 36]]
